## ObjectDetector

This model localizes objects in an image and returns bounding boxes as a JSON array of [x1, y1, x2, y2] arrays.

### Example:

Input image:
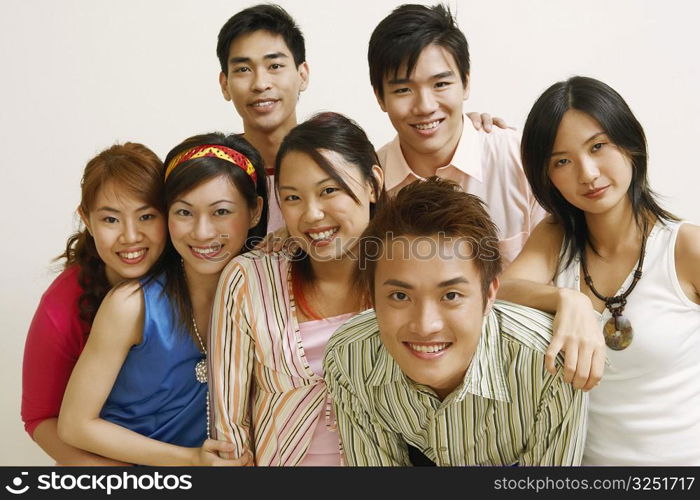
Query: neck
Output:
[[308, 253, 358, 288], [400, 117, 463, 178], [184, 266, 220, 315], [584, 199, 647, 256], [243, 120, 296, 171]]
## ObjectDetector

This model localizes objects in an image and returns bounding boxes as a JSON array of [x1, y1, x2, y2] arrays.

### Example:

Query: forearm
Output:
[[58, 415, 196, 466], [498, 279, 585, 314], [33, 418, 131, 466]]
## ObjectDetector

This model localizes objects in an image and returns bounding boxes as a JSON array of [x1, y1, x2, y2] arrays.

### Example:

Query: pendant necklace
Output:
[[580, 225, 649, 351], [192, 317, 210, 438]]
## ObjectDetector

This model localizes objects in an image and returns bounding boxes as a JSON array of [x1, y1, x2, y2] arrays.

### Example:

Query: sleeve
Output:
[[209, 261, 256, 459], [519, 376, 588, 466], [22, 299, 84, 437], [324, 346, 410, 466]]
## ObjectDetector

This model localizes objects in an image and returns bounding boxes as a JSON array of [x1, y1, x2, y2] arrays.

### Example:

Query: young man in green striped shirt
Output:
[[324, 178, 588, 466]]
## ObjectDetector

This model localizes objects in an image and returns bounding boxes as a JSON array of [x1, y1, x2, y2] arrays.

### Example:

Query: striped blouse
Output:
[[323, 301, 588, 466], [209, 250, 342, 466]]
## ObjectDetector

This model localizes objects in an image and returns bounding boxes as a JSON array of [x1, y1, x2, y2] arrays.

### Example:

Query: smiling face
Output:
[[377, 43, 469, 165], [168, 175, 262, 279], [548, 109, 633, 216], [82, 181, 167, 286], [219, 30, 309, 136], [374, 235, 498, 400], [278, 149, 380, 262]]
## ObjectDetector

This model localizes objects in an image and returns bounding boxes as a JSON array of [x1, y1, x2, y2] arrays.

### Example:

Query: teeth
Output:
[[414, 120, 441, 130], [119, 249, 145, 260], [407, 343, 449, 353], [308, 228, 338, 241], [192, 246, 219, 255], [252, 100, 276, 107]]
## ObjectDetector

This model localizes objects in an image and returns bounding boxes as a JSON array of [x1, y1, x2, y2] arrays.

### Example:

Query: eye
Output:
[[553, 158, 570, 168], [443, 291, 462, 301], [102, 216, 118, 224], [283, 194, 300, 202], [321, 186, 339, 196], [269, 63, 283, 70], [214, 208, 232, 216], [435, 81, 452, 89], [591, 142, 605, 152], [389, 291, 409, 302], [232, 66, 251, 74], [392, 87, 410, 95], [139, 213, 157, 221], [175, 208, 191, 217]]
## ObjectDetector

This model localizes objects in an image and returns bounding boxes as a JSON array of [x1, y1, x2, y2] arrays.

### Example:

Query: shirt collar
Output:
[[382, 117, 483, 192], [367, 309, 510, 403]]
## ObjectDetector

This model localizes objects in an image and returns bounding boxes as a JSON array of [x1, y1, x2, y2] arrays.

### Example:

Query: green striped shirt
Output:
[[324, 300, 588, 466]]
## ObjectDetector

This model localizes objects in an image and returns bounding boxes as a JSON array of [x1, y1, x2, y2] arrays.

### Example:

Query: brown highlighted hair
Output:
[[360, 177, 501, 305], [59, 142, 164, 324]]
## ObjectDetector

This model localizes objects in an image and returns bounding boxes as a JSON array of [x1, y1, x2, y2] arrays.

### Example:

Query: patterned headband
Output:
[[164, 144, 258, 186]]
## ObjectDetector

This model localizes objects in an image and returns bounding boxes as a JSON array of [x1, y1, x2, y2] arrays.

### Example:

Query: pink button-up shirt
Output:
[[378, 122, 546, 267]]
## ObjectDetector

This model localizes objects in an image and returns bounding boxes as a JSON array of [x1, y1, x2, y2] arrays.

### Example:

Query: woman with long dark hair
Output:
[[499, 76, 700, 465], [209, 112, 384, 465], [58, 133, 267, 465]]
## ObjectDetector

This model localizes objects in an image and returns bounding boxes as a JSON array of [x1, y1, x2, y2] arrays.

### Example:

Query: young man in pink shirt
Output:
[[369, 3, 547, 267]]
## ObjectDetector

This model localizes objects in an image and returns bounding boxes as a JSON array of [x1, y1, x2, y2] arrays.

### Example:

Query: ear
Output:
[[369, 164, 384, 203], [219, 71, 231, 101], [78, 206, 92, 235], [374, 88, 387, 113], [249, 196, 264, 228], [462, 73, 470, 101], [483, 276, 499, 316], [297, 61, 310, 92]]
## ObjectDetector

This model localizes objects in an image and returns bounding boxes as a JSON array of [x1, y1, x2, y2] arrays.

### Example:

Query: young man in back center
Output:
[[369, 3, 547, 267]]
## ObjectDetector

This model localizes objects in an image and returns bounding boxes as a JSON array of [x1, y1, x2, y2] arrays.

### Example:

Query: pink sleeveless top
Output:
[[297, 313, 354, 466]]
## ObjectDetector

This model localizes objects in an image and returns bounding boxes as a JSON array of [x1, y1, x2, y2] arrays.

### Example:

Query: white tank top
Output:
[[554, 221, 700, 465]]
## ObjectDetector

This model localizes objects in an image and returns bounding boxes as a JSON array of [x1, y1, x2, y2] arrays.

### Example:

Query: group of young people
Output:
[[21, 3, 700, 467]]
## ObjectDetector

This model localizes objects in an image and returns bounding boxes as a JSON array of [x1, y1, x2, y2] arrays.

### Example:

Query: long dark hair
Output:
[[275, 112, 383, 318], [59, 142, 164, 324], [521, 76, 678, 271], [151, 132, 268, 341]]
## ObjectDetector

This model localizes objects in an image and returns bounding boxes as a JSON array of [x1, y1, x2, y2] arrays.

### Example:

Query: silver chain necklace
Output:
[[192, 317, 210, 438]]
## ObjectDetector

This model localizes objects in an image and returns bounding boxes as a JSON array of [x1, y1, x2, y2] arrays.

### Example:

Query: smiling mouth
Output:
[[306, 227, 339, 245], [190, 244, 223, 260], [249, 99, 279, 109], [411, 119, 443, 132], [584, 185, 609, 198], [117, 248, 147, 263]]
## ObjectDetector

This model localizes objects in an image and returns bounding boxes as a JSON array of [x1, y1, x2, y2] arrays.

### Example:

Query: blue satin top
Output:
[[100, 277, 207, 447]]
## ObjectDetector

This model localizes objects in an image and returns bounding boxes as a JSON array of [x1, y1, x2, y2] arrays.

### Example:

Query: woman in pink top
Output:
[[209, 112, 384, 465], [22, 143, 168, 465]]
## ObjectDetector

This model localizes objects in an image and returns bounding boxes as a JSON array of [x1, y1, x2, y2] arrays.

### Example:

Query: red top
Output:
[[22, 266, 91, 436]]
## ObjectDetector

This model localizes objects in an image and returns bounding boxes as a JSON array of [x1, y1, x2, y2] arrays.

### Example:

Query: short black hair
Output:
[[217, 4, 306, 74], [368, 3, 470, 100]]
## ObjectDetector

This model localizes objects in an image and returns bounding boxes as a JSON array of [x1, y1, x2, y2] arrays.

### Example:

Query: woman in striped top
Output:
[[209, 112, 384, 465]]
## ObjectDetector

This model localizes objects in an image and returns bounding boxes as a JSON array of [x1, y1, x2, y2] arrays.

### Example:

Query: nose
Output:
[[578, 156, 600, 184], [192, 215, 217, 241], [412, 89, 438, 116], [408, 300, 444, 338], [302, 198, 324, 224], [120, 219, 143, 244], [251, 70, 271, 93]]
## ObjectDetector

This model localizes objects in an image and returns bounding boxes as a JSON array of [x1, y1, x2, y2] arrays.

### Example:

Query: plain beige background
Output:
[[1, 0, 698, 465]]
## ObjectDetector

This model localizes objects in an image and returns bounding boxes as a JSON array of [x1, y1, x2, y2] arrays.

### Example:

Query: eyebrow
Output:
[[173, 199, 236, 207], [229, 52, 289, 64], [382, 277, 468, 289], [551, 132, 607, 156], [278, 177, 335, 191], [386, 70, 455, 85], [96, 205, 151, 213]]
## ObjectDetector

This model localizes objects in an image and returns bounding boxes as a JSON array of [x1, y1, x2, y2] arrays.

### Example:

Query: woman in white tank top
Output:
[[499, 76, 700, 465]]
